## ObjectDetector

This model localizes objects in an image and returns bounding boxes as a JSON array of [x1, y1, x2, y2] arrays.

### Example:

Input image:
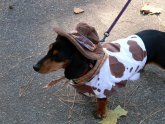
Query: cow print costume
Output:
[[72, 35, 147, 98]]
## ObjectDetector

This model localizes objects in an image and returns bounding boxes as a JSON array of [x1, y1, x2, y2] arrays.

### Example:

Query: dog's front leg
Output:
[[96, 98, 107, 118]]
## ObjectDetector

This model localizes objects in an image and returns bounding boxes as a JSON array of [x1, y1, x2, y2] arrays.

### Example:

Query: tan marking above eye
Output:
[[53, 50, 59, 55]]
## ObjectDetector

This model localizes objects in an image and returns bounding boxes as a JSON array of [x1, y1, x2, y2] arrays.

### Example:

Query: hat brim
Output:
[[54, 27, 104, 60]]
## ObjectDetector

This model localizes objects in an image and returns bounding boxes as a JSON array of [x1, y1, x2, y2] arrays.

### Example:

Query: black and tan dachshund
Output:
[[33, 29, 165, 118]]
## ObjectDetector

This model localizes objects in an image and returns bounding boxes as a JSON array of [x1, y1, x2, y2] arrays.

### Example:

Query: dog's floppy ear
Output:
[[64, 52, 89, 79]]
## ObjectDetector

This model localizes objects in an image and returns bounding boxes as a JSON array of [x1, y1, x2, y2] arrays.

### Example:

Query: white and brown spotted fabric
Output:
[[72, 35, 147, 98]]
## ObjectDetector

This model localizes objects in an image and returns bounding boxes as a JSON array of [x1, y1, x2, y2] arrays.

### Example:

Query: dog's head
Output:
[[33, 35, 94, 79]]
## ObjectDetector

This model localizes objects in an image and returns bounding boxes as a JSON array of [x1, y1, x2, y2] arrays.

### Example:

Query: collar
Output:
[[73, 51, 108, 84]]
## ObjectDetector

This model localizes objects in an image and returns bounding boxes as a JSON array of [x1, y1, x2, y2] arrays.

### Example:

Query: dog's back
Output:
[[102, 35, 147, 80], [136, 30, 165, 69]]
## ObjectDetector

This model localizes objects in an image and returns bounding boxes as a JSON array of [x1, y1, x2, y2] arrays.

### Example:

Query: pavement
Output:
[[0, 0, 165, 124]]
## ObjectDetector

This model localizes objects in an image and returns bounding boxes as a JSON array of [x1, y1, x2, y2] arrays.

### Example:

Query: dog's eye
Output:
[[52, 54, 63, 62]]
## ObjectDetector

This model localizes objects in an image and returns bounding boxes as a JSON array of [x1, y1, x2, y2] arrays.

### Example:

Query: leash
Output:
[[43, 0, 132, 89], [100, 0, 132, 42]]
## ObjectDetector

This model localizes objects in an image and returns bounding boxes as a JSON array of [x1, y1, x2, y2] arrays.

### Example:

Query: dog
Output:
[[33, 23, 165, 118]]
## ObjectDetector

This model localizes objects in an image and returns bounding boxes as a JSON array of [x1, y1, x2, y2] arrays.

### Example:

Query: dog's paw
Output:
[[97, 109, 107, 119], [93, 109, 107, 119]]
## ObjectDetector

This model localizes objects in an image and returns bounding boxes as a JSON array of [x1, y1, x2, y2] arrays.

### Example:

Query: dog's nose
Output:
[[33, 64, 40, 72]]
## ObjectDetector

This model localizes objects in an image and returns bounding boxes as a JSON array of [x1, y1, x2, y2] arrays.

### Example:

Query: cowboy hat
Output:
[[53, 23, 104, 60]]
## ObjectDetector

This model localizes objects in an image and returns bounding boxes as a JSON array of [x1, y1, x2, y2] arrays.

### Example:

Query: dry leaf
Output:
[[99, 105, 128, 124], [141, 4, 163, 15], [74, 7, 84, 14]]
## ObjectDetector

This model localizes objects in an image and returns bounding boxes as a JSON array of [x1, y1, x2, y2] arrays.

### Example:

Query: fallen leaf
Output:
[[141, 4, 163, 15], [99, 105, 128, 124], [74, 7, 84, 14]]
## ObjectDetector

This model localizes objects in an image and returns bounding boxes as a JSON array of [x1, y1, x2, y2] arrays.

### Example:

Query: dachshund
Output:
[[33, 29, 165, 118]]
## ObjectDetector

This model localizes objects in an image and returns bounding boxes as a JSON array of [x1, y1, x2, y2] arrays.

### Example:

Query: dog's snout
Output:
[[33, 64, 40, 72]]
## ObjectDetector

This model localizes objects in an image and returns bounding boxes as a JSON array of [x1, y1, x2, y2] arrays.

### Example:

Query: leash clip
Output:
[[100, 0, 132, 43], [100, 32, 110, 42], [104, 32, 109, 37]]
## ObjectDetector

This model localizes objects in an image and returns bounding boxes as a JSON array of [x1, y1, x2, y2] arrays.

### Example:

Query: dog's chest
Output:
[[73, 35, 147, 98]]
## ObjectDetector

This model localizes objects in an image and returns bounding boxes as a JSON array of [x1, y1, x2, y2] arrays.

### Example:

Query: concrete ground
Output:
[[0, 0, 165, 124]]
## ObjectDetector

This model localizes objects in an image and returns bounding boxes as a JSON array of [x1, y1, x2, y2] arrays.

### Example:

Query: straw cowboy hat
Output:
[[53, 23, 104, 60]]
